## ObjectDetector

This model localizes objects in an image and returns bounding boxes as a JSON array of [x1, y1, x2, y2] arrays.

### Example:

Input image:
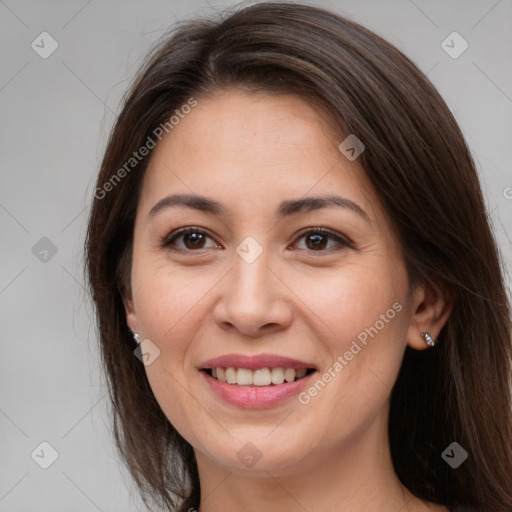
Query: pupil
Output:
[[186, 233, 204, 248], [308, 234, 326, 250]]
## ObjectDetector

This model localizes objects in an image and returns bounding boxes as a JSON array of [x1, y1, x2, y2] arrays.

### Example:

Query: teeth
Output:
[[271, 367, 284, 384], [225, 367, 237, 384], [295, 368, 307, 379], [209, 367, 311, 386], [284, 368, 295, 382], [237, 368, 253, 385], [253, 368, 271, 386]]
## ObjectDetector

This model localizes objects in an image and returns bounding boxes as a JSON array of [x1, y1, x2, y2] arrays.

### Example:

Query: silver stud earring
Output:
[[421, 332, 437, 347], [129, 328, 140, 345]]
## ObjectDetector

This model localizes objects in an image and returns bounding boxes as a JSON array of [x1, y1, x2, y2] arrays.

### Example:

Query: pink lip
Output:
[[200, 370, 316, 409], [199, 353, 316, 371]]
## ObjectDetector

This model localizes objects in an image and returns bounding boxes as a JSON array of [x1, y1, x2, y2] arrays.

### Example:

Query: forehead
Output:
[[139, 89, 381, 223], [153, 90, 340, 164]]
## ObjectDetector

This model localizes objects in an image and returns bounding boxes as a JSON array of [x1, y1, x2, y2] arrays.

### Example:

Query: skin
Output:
[[124, 89, 452, 512]]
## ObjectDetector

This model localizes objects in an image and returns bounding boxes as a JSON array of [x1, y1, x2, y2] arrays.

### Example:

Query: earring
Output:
[[128, 328, 140, 345], [421, 332, 437, 347]]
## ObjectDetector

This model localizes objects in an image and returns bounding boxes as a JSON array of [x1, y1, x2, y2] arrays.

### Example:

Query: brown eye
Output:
[[293, 228, 351, 252], [181, 232, 207, 249], [162, 227, 220, 251], [304, 233, 329, 250]]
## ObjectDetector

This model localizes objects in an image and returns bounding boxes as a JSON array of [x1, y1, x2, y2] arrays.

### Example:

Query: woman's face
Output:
[[125, 89, 420, 476]]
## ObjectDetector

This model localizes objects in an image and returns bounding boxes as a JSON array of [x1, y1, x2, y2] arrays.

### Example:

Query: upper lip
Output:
[[199, 353, 317, 371]]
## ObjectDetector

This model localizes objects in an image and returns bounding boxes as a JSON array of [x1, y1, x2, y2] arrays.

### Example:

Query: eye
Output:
[[161, 227, 221, 251], [292, 228, 352, 252], [161, 226, 352, 253]]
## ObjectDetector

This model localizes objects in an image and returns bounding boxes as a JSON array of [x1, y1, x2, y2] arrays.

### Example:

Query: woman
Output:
[[85, 2, 512, 511]]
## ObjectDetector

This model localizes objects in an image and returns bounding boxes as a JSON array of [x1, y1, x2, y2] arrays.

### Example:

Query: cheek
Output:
[[132, 261, 216, 343], [291, 259, 406, 352], [131, 264, 218, 440], [291, 260, 408, 415]]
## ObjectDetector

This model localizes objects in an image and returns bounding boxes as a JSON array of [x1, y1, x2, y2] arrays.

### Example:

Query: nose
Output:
[[213, 245, 293, 337]]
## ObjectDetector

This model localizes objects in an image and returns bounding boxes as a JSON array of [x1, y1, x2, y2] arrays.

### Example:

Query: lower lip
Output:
[[200, 370, 316, 408]]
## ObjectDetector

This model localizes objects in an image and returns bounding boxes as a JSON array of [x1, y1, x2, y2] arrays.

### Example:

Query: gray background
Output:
[[1, 0, 511, 510]]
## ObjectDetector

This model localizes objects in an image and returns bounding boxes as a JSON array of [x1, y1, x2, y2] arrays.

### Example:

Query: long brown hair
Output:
[[85, 2, 512, 511]]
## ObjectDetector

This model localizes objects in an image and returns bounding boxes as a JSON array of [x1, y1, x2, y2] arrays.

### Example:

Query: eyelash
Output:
[[160, 226, 353, 253]]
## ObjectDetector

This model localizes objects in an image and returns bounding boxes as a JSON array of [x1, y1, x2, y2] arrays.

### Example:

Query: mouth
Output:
[[201, 367, 317, 387], [198, 353, 319, 407]]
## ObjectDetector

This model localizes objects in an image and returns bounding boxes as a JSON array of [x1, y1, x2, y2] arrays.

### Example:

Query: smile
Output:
[[204, 367, 315, 386]]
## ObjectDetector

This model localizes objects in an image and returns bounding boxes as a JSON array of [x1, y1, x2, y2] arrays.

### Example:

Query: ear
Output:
[[122, 288, 138, 333], [406, 279, 453, 350]]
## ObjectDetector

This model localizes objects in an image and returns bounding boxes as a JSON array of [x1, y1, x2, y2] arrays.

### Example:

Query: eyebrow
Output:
[[148, 193, 369, 221]]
